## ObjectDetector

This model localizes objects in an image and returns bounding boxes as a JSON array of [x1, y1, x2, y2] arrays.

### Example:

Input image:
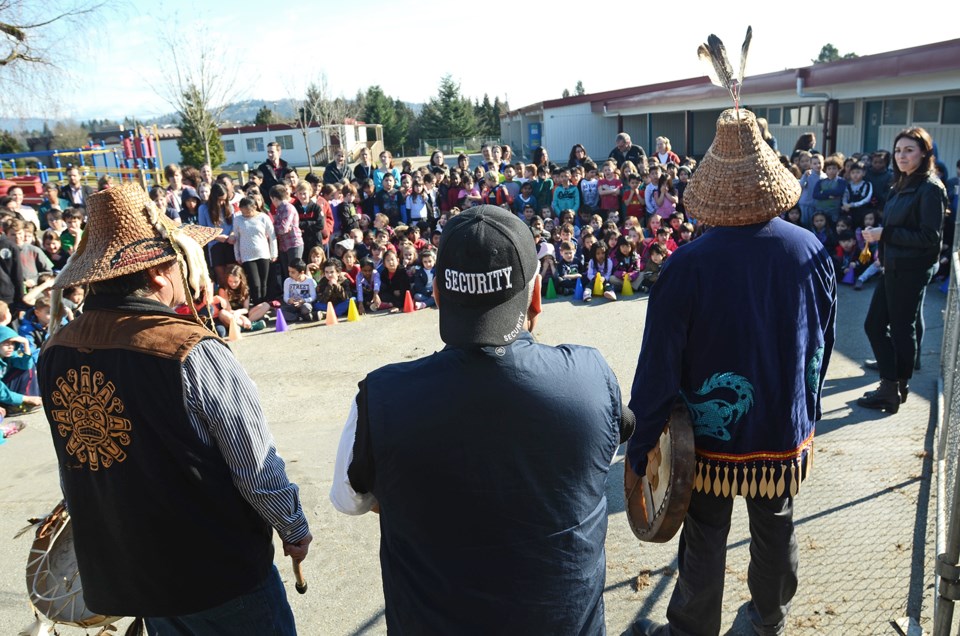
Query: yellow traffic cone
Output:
[[347, 298, 360, 322], [325, 301, 337, 326], [592, 273, 604, 297], [622, 274, 634, 297]]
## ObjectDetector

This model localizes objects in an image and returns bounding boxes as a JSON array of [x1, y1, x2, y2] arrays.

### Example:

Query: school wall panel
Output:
[[649, 113, 686, 160], [542, 102, 619, 165], [692, 110, 725, 157], [620, 115, 647, 156]]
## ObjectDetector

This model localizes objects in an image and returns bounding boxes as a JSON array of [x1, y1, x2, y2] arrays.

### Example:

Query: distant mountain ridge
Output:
[[2, 98, 424, 133]]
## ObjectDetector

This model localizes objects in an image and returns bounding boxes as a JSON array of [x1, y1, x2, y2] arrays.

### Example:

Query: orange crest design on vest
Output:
[[50, 366, 132, 471]]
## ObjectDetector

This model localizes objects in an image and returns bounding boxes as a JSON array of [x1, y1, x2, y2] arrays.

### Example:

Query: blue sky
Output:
[[23, 1, 960, 122]]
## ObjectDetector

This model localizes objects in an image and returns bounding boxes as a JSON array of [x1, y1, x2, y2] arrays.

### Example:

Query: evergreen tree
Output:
[[0, 130, 23, 154], [417, 75, 478, 139], [364, 85, 402, 152], [575, 80, 585, 96], [490, 97, 504, 135], [254, 105, 277, 125], [813, 44, 857, 64], [178, 114, 225, 168], [562, 88, 571, 98]]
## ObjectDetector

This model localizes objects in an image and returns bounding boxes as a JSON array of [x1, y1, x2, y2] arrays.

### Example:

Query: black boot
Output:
[[857, 379, 900, 413], [899, 380, 909, 404]]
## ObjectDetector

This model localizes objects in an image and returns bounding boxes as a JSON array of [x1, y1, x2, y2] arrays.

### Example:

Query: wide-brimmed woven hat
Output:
[[53, 182, 221, 290], [684, 108, 800, 226]]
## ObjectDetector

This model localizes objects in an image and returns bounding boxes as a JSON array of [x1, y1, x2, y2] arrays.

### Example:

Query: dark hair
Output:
[[892, 127, 936, 191], [238, 196, 256, 210], [304, 173, 321, 187], [359, 257, 375, 269], [615, 235, 634, 254], [224, 264, 249, 304], [792, 133, 816, 154], [62, 207, 83, 221], [325, 258, 342, 271], [837, 230, 855, 242], [269, 184, 289, 201], [88, 268, 155, 297], [649, 243, 669, 257], [850, 161, 867, 172], [207, 183, 232, 226], [288, 258, 307, 273]]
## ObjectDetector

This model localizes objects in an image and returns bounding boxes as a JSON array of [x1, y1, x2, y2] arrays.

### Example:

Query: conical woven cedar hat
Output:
[[685, 108, 801, 226], [53, 182, 221, 289]]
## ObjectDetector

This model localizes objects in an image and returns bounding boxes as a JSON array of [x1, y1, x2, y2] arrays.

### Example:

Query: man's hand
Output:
[[283, 532, 312, 563]]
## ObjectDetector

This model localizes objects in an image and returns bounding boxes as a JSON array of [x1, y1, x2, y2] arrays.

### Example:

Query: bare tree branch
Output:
[[156, 19, 244, 166]]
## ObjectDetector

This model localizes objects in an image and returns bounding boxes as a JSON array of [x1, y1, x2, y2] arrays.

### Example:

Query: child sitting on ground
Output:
[[610, 236, 640, 293], [282, 258, 317, 323], [538, 242, 557, 295], [376, 249, 410, 312], [218, 264, 270, 332], [854, 211, 881, 290], [18, 296, 53, 359], [356, 257, 382, 313], [639, 243, 668, 293], [554, 240, 585, 296], [316, 258, 354, 317], [0, 325, 42, 413], [834, 230, 861, 285], [583, 242, 616, 302], [410, 248, 437, 309]]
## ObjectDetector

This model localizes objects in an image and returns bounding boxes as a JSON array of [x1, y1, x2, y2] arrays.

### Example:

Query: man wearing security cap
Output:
[[625, 109, 836, 635], [38, 183, 310, 633], [331, 204, 635, 633]]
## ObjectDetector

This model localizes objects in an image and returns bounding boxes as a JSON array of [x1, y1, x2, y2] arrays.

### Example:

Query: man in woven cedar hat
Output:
[[37, 182, 311, 633], [624, 109, 837, 636]]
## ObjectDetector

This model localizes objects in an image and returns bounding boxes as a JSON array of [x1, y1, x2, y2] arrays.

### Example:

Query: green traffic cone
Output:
[[546, 277, 557, 299]]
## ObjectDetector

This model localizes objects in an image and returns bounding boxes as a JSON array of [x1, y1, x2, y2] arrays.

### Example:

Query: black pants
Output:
[[863, 265, 935, 381], [241, 259, 270, 305], [664, 490, 798, 636]]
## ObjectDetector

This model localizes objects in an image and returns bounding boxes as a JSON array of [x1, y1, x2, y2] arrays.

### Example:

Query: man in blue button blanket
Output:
[[332, 204, 635, 635], [626, 109, 837, 636]]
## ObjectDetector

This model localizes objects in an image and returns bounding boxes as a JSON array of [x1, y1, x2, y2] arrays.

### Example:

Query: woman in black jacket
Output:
[[858, 127, 947, 413]]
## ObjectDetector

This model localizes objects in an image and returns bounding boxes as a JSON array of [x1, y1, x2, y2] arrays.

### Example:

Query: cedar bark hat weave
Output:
[[53, 182, 221, 289], [684, 108, 801, 226]]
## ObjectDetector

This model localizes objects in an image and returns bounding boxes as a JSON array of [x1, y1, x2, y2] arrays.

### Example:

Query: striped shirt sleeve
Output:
[[181, 338, 309, 543]]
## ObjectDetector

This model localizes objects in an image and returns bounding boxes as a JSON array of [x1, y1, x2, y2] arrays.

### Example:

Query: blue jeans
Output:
[[144, 565, 296, 635]]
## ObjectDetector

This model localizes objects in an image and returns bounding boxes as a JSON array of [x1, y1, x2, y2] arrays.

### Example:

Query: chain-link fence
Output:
[[419, 137, 501, 157], [936, 215, 960, 635]]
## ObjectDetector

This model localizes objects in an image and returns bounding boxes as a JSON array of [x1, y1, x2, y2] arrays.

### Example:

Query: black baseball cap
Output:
[[436, 205, 539, 347]]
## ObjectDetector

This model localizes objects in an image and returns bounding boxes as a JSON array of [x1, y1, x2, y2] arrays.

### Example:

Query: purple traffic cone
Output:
[[274, 308, 289, 332]]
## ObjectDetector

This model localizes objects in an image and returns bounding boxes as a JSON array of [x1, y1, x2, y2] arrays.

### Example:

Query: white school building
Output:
[[501, 38, 960, 167]]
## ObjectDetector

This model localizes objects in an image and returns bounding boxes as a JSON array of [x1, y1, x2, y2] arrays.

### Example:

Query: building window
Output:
[[944, 96, 960, 125], [883, 99, 908, 125], [913, 98, 940, 123], [837, 102, 855, 126], [752, 107, 767, 120], [767, 107, 781, 125], [246, 137, 264, 153], [223, 140, 236, 152], [784, 107, 798, 126], [275, 135, 294, 150]]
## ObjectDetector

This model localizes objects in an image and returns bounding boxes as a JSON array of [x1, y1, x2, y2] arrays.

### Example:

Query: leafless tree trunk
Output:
[[158, 23, 242, 167], [290, 73, 360, 173]]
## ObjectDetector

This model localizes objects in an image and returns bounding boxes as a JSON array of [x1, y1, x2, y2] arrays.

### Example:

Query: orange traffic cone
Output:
[[403, 290, 415, 313], [325, 301, 337, 326], [347, 298, 360, 322]]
